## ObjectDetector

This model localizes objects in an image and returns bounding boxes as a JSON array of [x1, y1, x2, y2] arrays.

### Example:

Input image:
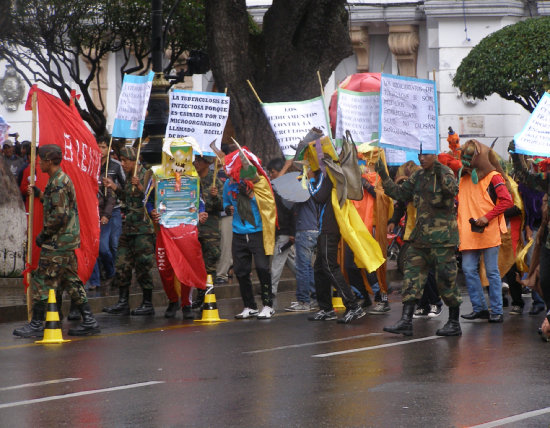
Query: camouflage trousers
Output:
[[402, 245, 462, 308], [199, 233, 220, 276], [114, 233, 155, 290], [31, 249, 88, 305]]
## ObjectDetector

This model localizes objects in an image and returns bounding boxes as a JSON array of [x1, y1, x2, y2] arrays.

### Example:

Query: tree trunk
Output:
[[206, 0, 352, 164], [0, 158, 27, 277]]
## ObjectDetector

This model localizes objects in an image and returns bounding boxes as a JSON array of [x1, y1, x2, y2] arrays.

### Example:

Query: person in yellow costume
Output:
[[296, 134, 385, 323]]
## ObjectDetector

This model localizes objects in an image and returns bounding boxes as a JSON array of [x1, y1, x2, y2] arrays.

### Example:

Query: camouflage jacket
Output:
[[512, 156, 550, 249], [381, 161, 459, 247], [117, 166, 155, 235], [199, 169, 223, 236], [39, 168, 80, 251]]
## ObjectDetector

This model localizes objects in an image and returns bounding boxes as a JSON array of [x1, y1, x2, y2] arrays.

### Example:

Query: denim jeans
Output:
[[462, 246, 503, 315], [88, 208, 121, 287], [294, 230, 318, 303]]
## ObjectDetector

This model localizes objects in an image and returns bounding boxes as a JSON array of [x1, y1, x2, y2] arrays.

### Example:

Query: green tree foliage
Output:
[[0, 0, 205, 136], [453, 17, 550, 113]]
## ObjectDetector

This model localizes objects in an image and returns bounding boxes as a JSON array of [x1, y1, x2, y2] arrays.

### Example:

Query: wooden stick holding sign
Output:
[[104, 135, 114, 196], [212, 158, 220, 190], [132, 136, 143, 190], [26, 91, 38, 320]]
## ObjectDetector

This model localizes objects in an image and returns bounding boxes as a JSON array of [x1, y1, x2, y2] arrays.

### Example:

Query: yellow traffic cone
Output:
[[194, 275, 228, 323], [36, 289, 70, 344], [332, 288, 345, 311]]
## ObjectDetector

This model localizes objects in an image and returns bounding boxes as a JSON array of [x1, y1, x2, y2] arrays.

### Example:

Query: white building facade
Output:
[[1, 0, 548, 158]]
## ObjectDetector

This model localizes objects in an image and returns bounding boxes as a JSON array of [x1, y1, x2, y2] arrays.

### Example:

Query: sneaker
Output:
[[509, 305, 523, 315], [235, 308, 259, 319], [413, 307, 430, 319], [428, 304, 443, 318], [308, 309, 337, 321], [369, 301, 390, 314], [285, 301, 311, 312], [309, 300, 319, 311], [257, 306, 275, 319], [337, 307, 366, 324]]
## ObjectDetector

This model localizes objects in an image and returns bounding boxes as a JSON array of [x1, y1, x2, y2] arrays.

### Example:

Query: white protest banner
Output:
[[262, 96, 331, 157], [112, 71, 154, 139], [335, 89, 379, 143], [379, 73, 438, 153], [514, 92, 550, 156], [166, 89, 230, 156]]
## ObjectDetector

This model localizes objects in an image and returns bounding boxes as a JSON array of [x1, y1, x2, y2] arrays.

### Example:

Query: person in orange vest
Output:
[[458, 140, 513, 323]]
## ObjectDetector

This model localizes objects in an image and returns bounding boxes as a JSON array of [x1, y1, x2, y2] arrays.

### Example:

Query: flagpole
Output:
[[246, 80, 262, 103], [317, 70, 325, 99], [212, 158, 220, 190], [26, 91, 38, 320], [104, 135, 113, 195]]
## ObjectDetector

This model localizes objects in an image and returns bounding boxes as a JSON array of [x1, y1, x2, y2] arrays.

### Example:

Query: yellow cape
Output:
[[253, 175, 276, 256]]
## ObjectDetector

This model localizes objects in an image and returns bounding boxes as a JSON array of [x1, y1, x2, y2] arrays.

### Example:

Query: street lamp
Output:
[[141, 0, 169, 165]]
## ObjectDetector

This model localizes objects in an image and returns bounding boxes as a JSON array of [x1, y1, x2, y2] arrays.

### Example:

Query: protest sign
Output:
[[156, 176, 200, 228], [514, 92, 550, 156], [0, 116, 9, 145], [335, 89, 379, 143], [379, 74, 438, 153], [112, 71, 154, 139], [165, 90, 230, 156], [385, 148, 419, 166], [262, 97, 331, 157]]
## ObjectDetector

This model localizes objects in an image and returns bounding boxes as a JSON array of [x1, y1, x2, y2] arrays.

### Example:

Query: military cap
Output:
[[38, 144, 62, 160], [120, 146, 137, 161]]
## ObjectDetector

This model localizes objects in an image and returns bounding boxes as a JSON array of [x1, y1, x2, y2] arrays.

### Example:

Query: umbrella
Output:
[[271, 171, 310, 206]]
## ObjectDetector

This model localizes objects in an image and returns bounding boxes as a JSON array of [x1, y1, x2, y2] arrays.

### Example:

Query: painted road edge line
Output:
[[467, 406, 550, 428], [0, 381, 164, 410], [0, 378, 81, 392], [312, 335, 445, 357], [243, 333, 384, 354]]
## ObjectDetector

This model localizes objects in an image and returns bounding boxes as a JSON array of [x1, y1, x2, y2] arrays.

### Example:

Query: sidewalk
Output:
[[0, 261, 403, 323]]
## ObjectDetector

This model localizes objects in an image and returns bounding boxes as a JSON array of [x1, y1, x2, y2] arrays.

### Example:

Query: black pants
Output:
[[314, 234, 357, 311], [417, 271, 442, 310], [504, 265, 524, 307], [344, 244, 377, 299], [539, 244, 550, 310], [232, 232, 272, 309]]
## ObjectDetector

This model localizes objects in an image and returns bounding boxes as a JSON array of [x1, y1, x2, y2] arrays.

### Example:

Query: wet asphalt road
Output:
[[0, 291, 548, 428]]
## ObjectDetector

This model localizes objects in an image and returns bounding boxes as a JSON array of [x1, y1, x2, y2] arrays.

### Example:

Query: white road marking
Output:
[[243, 333, 384, 354], [468, 406, 550, 428], [0, 381, 164, 409], [0, 378, 81, 392], [312, 335, 445, 357]]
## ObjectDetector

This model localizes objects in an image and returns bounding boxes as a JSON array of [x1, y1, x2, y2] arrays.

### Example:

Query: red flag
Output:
[[25, 86, 100, 284], [158, 225, 206, 290]]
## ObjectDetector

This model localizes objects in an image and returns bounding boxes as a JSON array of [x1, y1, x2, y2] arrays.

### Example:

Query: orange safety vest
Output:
[[458, 171, 507, 251]]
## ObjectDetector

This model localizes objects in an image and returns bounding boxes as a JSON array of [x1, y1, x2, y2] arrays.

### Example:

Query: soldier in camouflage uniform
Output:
[[375, 153, 462, 336], [102, 147, 156, 316], [13, 144, 100, 338], [189, 155, 223, 310]]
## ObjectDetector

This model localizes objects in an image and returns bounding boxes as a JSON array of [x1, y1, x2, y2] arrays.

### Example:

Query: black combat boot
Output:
[[102, 286, 130, 315], [67, 300, 81, 321], [13, 302, 45, 338], [436, 306, 462, 336], [164, 301, 179, 318], [182, 305, 196, 320], [383, 302, 414, 336], [68, 303, 101, 336], [131, 289, 155, 316], [191, 289, 206, 309]]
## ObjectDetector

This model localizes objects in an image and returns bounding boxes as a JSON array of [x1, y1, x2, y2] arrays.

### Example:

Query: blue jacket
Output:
[[223, 180, 263, 234]]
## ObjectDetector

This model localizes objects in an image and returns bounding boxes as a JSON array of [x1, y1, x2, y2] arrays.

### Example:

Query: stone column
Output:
[[388, 25, 419, 77], [350, 26, 369, 72]]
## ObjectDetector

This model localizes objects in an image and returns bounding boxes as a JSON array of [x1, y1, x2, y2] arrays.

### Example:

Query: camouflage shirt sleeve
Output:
[[381, 172, 416, 203], [512, 155, 547, 193], [437, 163, 458, 198]]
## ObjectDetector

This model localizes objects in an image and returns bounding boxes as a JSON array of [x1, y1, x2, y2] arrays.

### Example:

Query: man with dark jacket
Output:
[[307, 169, 365, 324]]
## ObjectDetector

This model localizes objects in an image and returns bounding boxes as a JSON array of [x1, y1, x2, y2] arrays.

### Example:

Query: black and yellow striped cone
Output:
[[332, 288, 345, 311], [36, 289, 70, 344], [194, 275, 228, 323]]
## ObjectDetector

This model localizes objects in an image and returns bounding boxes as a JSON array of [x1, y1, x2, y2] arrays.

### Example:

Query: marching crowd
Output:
[[3, 129, 550, 341]]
